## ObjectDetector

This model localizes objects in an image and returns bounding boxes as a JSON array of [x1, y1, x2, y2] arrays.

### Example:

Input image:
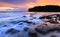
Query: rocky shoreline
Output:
[[0, 13, 60, 37]]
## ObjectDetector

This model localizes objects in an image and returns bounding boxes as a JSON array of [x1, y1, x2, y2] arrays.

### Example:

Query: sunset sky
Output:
[[0, 0, 60, 11]]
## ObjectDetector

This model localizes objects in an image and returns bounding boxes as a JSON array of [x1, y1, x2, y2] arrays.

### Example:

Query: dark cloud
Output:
[[0, 0, 36, 4]]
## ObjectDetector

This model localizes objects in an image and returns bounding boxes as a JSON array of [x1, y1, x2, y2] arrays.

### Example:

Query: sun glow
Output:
[[0, 7, 15, 11]]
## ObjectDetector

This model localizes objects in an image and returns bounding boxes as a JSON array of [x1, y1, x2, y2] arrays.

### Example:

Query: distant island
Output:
[[28, 5, 60, 12]]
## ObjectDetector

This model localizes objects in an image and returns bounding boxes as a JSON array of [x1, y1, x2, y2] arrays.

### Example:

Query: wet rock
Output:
[[35, 26, 55, 35], [50, 35, 57, 37], [39, 14, 60, 24], [29, 32, 37, 37], [47, 28, 56, 33], [39, 16, 46, 19], [58, 18, 60, 21], [20, 20, 35, 24], [35, 28, 48, 35], [23, 16, 26, 17], [28, 29, 37, 37], [11, 21, 20, 24], [35, 21, 60, 35], [35, 24, 50, 35], [5, 28, 20, 34], [24, 27, 29, 31], [47, 24, 60, 33], [3, 25, 7, 27], [47, 20, 59, 24], [18, 22, 23, 25], [19, 20, 32, 24], [39, 16, 51, 19], [55, 27, 60, 33]]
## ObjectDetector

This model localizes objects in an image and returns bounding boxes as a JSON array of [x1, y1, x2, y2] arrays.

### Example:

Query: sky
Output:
[[0, 0, 60, 11]]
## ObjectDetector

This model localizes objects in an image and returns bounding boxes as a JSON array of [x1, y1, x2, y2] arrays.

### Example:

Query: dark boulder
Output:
[[28, 29, 38, 37], [5, 28, 20, 34], [24, 27, 29, 31]]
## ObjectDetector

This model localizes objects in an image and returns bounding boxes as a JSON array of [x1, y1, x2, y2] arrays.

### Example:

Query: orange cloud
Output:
[[36, 0, 60, 6]]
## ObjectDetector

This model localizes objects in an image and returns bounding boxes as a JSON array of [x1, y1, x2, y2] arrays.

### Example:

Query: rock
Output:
[[24, 27, 29, 31], [35, 21, 60, 35], [47, 20, 59, 24], [23, 16, 26, 17], [28, 29, 38, 37], [3, 25, 7, 27], [50, 35, 57, 37], [35, 24, 50, 35], [39, 16, 52, 19], [5, 28, 20, 34], [39, 14, 60, 24], [18, 22, 24, 25], [11, 21, 20, 24]]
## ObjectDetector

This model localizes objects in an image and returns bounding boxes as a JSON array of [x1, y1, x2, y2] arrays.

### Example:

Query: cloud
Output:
[[0, 0, 36, 4], [0, 0, 60, 11], [36, 0, 60, 6]]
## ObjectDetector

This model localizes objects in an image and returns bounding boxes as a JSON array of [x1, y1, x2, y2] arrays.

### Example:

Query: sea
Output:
[[0, 11, 60, 37]]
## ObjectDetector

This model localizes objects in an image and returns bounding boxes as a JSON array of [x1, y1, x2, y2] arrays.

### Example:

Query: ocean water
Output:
[[0, 12, 43, 37], [0, 11, 60, 37]]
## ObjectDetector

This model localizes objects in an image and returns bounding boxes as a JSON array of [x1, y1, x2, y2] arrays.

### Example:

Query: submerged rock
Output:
[[24, 27, 29, 31], [5, 28, 20, 34]]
